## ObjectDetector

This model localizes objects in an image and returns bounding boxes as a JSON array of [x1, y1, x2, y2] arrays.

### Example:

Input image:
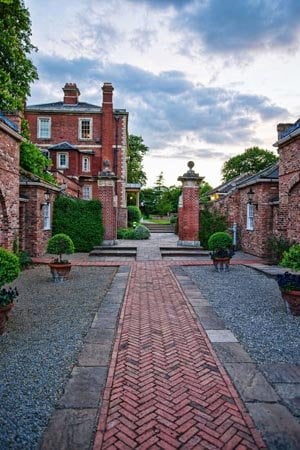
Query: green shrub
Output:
[[280, 244, 300, 272], [266, 235, 292, 264], [128, 206, 141, 227], [134, 224, 150, 240], [199, 208, 227, 249], [208, 232, 232, 251], [52, 196, 104, 252], [17, 251, 32, 270], [117, 225, 150, 240], [117, 228, 136, 239], [0, 247, 20, 288], [47, 233, 75, 263]]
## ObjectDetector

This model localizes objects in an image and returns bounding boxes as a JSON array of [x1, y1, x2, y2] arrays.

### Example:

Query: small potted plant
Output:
[[0, 247, 20, 334], [47, 233, 75, 282], [208, 231, 234, 272], [276, 244, 300, 315]]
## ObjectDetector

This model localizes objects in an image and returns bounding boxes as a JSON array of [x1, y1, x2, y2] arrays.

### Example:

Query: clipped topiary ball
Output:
[[208, 232, 232, 251], [47, 233, 75, 263]]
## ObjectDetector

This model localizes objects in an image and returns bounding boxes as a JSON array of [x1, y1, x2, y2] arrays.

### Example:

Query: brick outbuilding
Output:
[[208, 119, 300, 257]]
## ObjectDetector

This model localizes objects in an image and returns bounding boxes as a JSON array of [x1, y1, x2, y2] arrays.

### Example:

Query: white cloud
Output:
[[25, 0, 298, 187]]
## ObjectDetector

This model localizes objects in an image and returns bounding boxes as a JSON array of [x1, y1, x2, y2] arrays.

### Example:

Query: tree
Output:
[[127, 135, 148, 186], [0, 0, 38, 111], [222, 147, 278, 182], [200, 181, 213, 203]]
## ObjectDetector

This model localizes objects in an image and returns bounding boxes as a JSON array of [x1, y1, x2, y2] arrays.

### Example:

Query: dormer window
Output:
[[79, 118, 92, 140]]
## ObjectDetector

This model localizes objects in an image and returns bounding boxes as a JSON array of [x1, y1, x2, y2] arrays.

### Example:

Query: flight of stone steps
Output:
[[143, 222, 175, 233]]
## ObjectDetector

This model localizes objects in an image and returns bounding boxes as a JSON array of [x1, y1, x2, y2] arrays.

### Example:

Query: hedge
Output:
[[52, 196, 104, 252]]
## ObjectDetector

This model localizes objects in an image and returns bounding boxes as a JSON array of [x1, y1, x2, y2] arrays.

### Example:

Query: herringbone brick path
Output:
[[94, 262, 266, 449]]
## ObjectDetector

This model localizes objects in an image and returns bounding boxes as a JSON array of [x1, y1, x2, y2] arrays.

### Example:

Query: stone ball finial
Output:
[[188, 161, 194, 170]]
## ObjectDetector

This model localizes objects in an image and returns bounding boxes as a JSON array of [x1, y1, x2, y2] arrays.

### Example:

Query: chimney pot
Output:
[[63, 83, 80, 105]]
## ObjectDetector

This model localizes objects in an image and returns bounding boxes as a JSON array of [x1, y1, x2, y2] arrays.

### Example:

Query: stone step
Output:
[[90, 246, 137, 257], [160, 247, 209, 257], [144, 223, 175, 233]]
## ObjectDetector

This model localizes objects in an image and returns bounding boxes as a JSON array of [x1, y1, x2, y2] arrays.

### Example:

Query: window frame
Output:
[[37, 117, 51, 139], [82, 155, 91, 172], [82, 185, 92, 200], [79, 118, 93, 140], [43, 203, 51, 230], [57, 152, 69, 169], [246, 203, 254, 231]]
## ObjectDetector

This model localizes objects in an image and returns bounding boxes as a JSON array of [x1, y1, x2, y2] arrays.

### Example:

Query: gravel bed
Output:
[[0, 265, 116, 450], [184, 265, 300, 365]]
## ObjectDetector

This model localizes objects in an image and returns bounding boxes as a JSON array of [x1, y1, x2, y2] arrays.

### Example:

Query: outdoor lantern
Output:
[[247, 188, 258, 209], [41, 189, 51, 208], [44, 189, 51, 204]]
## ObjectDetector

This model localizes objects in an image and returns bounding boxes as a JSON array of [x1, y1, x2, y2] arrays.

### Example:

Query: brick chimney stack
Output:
[[102, 82, 114, 167], [63, 83, 80, 105]]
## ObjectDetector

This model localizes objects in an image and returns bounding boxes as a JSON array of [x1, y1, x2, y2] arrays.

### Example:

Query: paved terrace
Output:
[[34, 234, 300, 450]]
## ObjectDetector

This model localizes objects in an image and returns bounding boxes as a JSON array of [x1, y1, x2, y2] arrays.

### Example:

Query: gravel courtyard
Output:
[[0, 265, 116, 450], [184, 265, 300, 365]]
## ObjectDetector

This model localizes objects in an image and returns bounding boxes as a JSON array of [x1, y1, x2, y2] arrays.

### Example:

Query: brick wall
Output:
[[97, 178, 117, 242], [0, 122, 22, 250], [210, 182, 278, 257], [19, 185, 53, 256], [277, 135, 300, 243], [178, 186, 199, 243]]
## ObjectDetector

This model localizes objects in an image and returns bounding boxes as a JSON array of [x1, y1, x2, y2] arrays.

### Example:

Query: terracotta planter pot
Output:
[[0, 303, 14, 335], [212, 257, 231, 272], [281, 290, 300, 316], [49, 262, 72, 282]]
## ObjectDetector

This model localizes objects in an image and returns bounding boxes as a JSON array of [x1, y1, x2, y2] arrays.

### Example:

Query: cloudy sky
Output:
[[24, 0, 300, 187]]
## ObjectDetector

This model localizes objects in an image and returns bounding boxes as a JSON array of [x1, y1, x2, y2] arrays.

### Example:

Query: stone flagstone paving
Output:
[[93, 262, 266, 449]]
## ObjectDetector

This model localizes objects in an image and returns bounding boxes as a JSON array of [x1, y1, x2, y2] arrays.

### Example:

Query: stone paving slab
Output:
[[206, 329, 239, 342], [273, 384, 300, 417], [213, 342, 254, 363], [224, 363, 279, 403], [246, 403, 300, 450], [58, 366, 107, 408], [260, 363, 300, 383], [77, 343, 111, 366], [40, 409, 97, 450]]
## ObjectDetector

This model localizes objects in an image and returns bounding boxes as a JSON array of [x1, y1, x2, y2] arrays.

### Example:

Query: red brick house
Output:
[[25, 82, 129, 229], [208, 119, 300, 257]]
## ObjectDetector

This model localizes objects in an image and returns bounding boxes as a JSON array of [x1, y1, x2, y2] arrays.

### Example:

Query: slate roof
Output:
[[0, 113, 19, 132], [49, 142, 78, 151], [208, 163, 279, 196], [26, 101, 101, 113], [208, 173, 252, 195], [238, 163, 279, 187], [25, 102, 127, 114]]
